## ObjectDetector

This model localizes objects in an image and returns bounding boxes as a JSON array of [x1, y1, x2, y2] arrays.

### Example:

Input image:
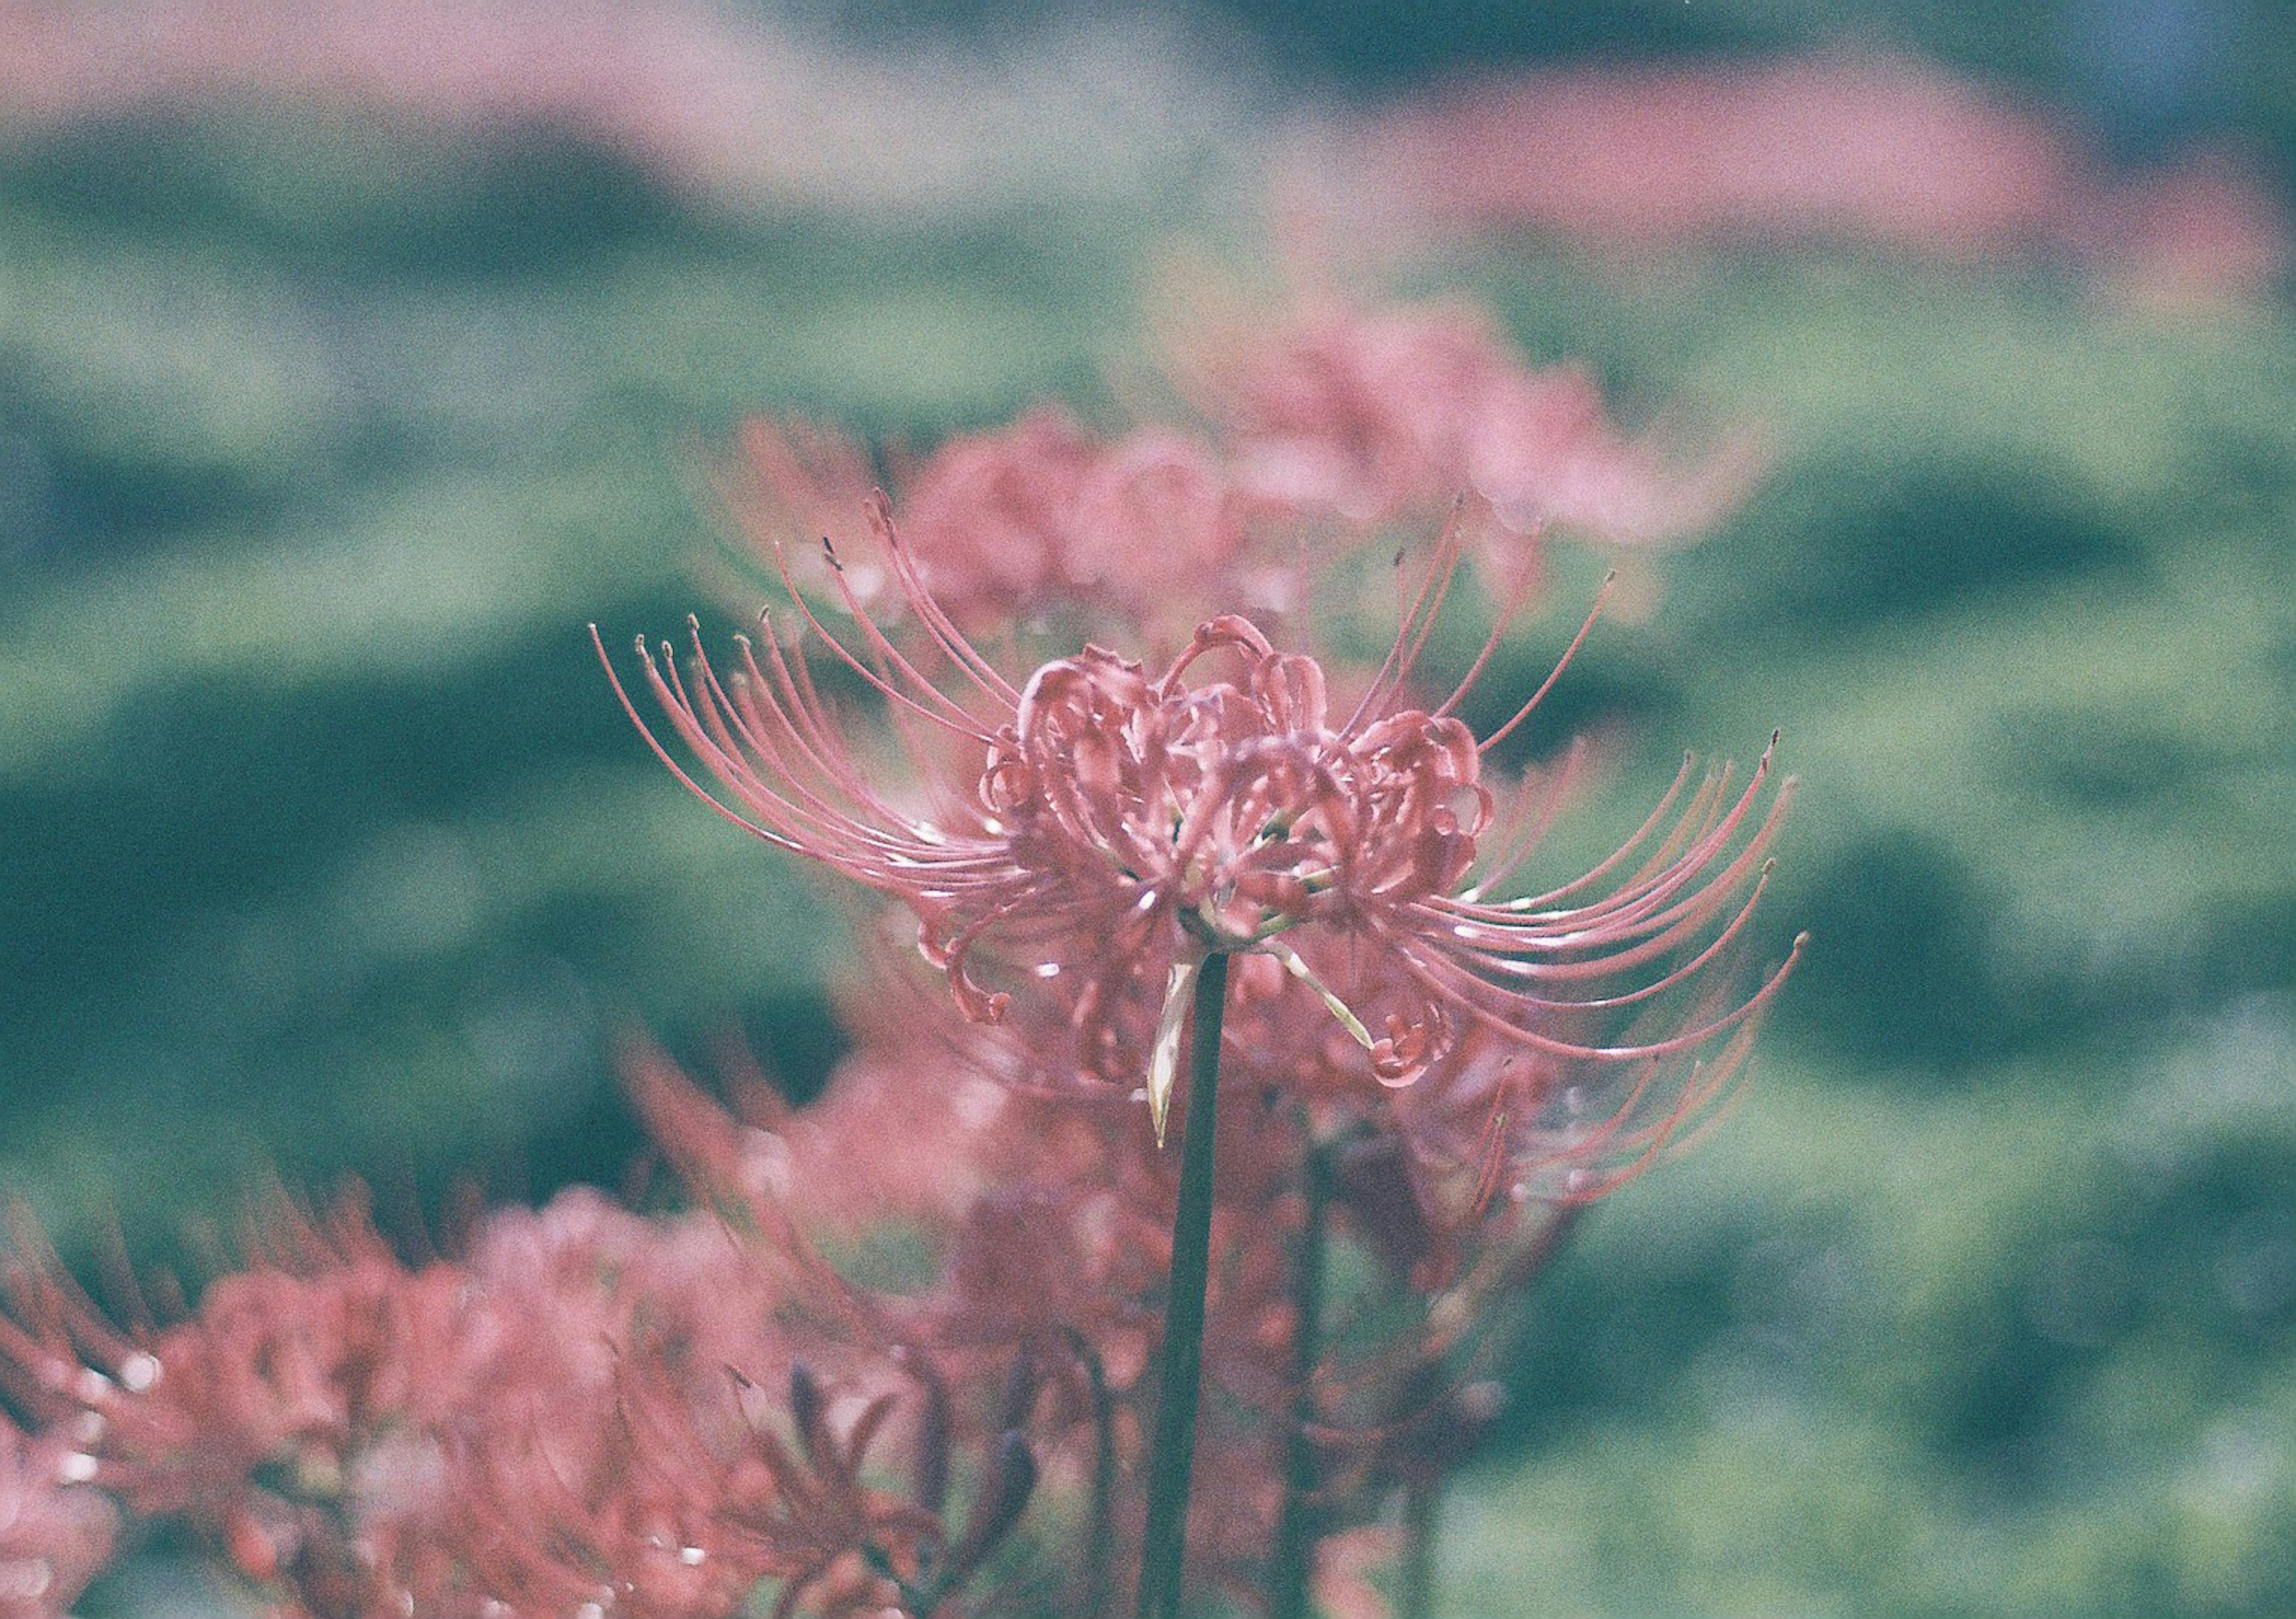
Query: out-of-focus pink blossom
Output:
[[1340, 56, 2288, 307], [622, 1021, 1362, 1614], [0, 0, 787, 190], [2079, 152, 2294, 311], [734, 411, 1258, 636], [0, 1415, 115, 1619], [1168, 293, 1761, 552], [2, 1196, 482, 1571], [0, 0, 1251, 218], [1312, 1525, 1403, 1619], [1, 1189, 858, 1619], [735, 286, 1758, 644], [1358, 59, 2086, 255]]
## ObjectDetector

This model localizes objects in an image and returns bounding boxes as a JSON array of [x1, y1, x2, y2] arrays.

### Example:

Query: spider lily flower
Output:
[[599, 496, 1799, 1141], [732, 410, 1257, 637], [1165, 292, 1763, 556]]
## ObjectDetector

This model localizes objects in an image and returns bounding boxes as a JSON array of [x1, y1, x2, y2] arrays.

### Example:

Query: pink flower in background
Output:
[[0, 0, 779, 187], [2078, 152, 2294, 310], [0, 0, 1253, 217], [1358, 58, 2086, 255], [1, 1199, 477, 1612], [7, 5, 2278, 304], [1167, 298, 1510, 524], [1167, 293, 1761, 559], [734, 411, 1256, 634], [1338, 54, 2288, 306], [732, 288, 1758, 644], [0, 1415, 115, 1619]]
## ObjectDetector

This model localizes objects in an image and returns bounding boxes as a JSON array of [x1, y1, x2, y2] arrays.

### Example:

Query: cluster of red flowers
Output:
[[734, 294, 1751, 643], [2, 285, 1794, 1618]]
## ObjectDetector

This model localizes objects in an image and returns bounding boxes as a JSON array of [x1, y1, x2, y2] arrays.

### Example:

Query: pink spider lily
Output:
[[731, 409, 1258, 637], [596, 494, 1799, 1141], [1164, 292, 1763, 552]]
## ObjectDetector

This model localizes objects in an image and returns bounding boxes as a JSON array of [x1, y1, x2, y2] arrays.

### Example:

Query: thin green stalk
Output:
[[1067, 1330, 1118, 1619], [1135, 949, 1232, 1619], [1398, 1478, 1439, 1619], [1390, 1205, 1575, 1619], [1269, 1138, 1333, 1619]]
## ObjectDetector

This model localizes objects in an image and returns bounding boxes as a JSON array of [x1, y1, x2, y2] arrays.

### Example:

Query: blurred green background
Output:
[[2, 2, 2291, 1615]]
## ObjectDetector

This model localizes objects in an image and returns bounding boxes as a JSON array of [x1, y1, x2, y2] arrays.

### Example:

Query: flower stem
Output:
[[1398, 1478, 1440, 1619], [1068, 1330, 1118, 1619], [1135, 949, 1232, 1619], [1269, 1136, 1333, 1619]]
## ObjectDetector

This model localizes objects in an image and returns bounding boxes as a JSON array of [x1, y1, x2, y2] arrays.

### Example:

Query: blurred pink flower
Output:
[[1341, 55, 2288, 307], [2078, 152, 2294, 310], [0, 1414, 115, 1619], [733, 411, 1257, 636], [1358, 58, 2084, 254], [0, 0, 777, 188], [621, 1017, 1393, 1615], [0, 1189, 839, 1618], [0, 0, 1252, 218], [1168, 292, 1761, 552]]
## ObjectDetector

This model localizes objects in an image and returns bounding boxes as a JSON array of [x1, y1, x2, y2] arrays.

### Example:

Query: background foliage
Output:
[[2, 2, 2291, 1614]]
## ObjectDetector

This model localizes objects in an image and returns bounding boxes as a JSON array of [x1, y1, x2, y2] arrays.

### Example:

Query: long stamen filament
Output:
[[1266, 941, 1376, 1050]]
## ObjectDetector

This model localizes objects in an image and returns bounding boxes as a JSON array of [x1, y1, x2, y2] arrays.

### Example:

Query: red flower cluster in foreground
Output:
[[1, 282, 1796, 1619]]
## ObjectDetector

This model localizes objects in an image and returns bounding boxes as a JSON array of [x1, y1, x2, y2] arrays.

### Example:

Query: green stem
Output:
[[1398, 1478, 1439, 1619], [1269, 1137, 1333, 1619], [1135, 949, 1232, 1619], [1069, 1331, 1118, 1619]]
